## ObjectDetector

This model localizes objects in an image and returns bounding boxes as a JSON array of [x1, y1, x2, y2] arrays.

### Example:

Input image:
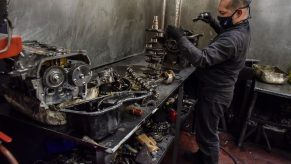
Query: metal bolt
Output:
[[79, 74, 85, 79]]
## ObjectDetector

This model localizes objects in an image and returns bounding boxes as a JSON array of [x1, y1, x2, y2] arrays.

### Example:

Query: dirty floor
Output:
[[162, 131, 291, 164]]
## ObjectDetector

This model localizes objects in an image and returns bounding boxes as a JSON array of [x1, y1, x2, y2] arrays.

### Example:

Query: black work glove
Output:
[[193, 12, 222, 34], [193, 12, 213, 24], [166, 25, 183, 41]]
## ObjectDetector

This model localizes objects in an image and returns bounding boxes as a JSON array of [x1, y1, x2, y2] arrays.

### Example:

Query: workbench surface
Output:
[[0, 54, 196, 153], [255, 81, 291, 99]]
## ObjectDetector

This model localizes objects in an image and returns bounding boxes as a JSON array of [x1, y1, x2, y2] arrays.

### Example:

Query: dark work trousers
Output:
[[195, 95, 231, 164]]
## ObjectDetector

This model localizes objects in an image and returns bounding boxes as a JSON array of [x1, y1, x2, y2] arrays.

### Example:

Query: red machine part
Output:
[[169, 108, 177, 123], [0, 35, 22, 59], [0, 131, 12, 143]]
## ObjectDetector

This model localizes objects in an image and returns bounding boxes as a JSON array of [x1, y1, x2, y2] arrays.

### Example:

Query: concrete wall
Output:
[[173, 0, 291, 71], [248, 0, 291, 71], [8, 0, 164, 67], [8, 0, 291, 71]]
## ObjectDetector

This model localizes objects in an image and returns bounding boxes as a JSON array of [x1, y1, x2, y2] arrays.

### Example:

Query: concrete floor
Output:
[[162, 131, 291, 164]]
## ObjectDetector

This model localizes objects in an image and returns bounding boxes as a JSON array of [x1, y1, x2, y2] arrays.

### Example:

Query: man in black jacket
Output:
[[167, 0, 252, 163]]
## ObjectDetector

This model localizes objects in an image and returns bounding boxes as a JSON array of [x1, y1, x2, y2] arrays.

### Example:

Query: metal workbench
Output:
[[238, 80, 291, 150], [255, 81, 291, 99], [0, 54, 196, 163]]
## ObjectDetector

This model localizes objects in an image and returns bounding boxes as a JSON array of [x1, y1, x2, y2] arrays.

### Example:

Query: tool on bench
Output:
[[136, 133, 159, 153]]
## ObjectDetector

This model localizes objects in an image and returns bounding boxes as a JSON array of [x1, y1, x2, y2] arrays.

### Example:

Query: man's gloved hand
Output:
[[193, 12, 213, 24], [166, 25, 183, 41]]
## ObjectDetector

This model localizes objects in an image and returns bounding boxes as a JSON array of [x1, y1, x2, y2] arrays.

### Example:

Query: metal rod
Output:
[[161, 0, 167, 30], [178, 0, 183, 27], [172, 84, 184, 164], [0, 144, 18, 164], [174, 0, 183, 27]]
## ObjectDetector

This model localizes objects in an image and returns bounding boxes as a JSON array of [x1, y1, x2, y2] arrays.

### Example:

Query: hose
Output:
[[220, 146, 238, 164], [0, 144, 18, 164], [60, 91, 152, 116]]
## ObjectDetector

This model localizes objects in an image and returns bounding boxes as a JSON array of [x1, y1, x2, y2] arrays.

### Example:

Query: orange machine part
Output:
[[0, 35, 22, 59]]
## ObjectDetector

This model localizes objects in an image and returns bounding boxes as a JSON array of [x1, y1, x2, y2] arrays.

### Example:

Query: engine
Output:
[[2, 41, 92, 125]]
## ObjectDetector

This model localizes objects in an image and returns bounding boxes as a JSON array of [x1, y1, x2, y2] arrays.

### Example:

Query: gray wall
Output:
[[173, 0, 291, 72], [8, 0, 164, 67], [9, 0, 291, 71], [248, 0, 291, 71]]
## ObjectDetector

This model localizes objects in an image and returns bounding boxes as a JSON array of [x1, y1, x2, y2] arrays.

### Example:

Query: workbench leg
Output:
[[95, 151, 106, 164], [172, 85, 184, 164], [262, 127, 272, 152], [238, 92, 258, 148]]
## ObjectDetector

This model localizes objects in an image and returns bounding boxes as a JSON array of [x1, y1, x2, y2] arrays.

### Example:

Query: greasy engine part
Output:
[[143, 119, 171, 143], [144, 16, 166, 79], [159, 70, 175, 84], [2, 40, 92, 125], [66, 108, 121, 140], [145, 16, 203, 70], [3, 91, 66, 125], [164, 31, 203, 53], [61, 91, 151, 140], [162, 30, 203, 68], [126, 67, 159, 99], [113, 144, 138, 164], [95, 67, 131, 95], [124, 104, 144, 116], [144, 120, 171, 135], [253, 64, 288, 84], [37, 149, 95, 164], [164, 32, 203, 69], [97, 67, 115, 84]]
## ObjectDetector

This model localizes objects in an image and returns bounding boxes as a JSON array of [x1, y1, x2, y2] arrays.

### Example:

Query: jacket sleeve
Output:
[[178, 35, 236, 68], [209, 18, 222, 34]]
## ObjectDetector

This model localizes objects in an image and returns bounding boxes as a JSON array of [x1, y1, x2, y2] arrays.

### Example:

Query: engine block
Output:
[[3, 41, 92, 125]]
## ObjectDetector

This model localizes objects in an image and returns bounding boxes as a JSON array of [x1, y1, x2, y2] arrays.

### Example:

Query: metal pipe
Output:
[[174, 0, 180, 26], [178, 0, 183, 27], [174, 0, 183, 27], [161, 0, 167, 30], [0, 144, 18, 164]]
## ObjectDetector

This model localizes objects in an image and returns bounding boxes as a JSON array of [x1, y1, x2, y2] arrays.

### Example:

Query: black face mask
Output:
[[217, 5, 251, 29], [217, 11, 237, 29]]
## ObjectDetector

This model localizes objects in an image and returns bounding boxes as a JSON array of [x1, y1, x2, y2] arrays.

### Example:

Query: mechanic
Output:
[[166, 0, 252, 163]]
